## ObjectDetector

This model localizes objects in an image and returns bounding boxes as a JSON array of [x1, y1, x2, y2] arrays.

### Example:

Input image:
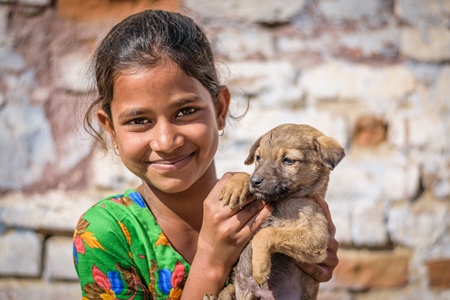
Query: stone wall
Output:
[[0, 0, 449, 299]]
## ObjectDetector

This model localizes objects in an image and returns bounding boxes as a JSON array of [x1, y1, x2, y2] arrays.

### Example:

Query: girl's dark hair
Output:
[[84, 10, 221, 146]]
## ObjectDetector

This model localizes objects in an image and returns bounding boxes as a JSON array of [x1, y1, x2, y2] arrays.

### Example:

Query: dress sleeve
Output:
[[73, 201, 151, 300]]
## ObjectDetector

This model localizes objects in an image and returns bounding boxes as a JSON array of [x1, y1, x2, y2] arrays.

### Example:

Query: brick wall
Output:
[[0, 0, 449, 299]]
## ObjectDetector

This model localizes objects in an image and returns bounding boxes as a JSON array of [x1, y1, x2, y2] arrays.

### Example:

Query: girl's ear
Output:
[[215, 85, 231, 129], [96, 109, 116, 141]]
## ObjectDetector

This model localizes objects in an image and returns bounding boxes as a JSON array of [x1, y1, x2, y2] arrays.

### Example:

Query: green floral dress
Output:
[[73, 189, 190, 300]]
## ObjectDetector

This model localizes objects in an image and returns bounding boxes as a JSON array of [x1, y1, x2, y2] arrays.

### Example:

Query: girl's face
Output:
[[97, 60, 230, 194]]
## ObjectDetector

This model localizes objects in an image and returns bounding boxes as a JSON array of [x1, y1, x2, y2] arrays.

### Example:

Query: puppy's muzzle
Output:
[[250, 175, 264, 188]]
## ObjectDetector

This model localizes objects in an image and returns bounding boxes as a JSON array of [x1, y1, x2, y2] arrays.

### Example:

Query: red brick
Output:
[[57, 0, 180, 21], [332, 249, 410, 290], [352, 115, 387, 148], [427, 259, 450, 288]]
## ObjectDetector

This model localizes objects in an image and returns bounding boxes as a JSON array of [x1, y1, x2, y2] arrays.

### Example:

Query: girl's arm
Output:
[[182, 173, 272, 299]]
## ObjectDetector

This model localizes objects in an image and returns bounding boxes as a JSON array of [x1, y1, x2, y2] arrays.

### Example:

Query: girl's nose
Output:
[[149, 121, 184, 153]]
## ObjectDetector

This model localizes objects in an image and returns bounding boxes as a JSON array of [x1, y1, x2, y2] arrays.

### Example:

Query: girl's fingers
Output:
[[311, 194, 336, 236]]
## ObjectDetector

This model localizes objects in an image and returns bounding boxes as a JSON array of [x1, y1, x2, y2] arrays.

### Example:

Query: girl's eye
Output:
[[129, 118, 150, 125], [177, 107, 198, 117], [282, 157, 295, 165]]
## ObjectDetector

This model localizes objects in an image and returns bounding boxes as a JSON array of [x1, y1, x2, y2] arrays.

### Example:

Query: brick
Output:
[[18, 0, 50, 5], [332, 248, 410, 290], [352, 115, 387, 148], [427, 259, 450, 288], [53, 51, 94, 93], [434, 66, 450, 113], [220, 61, 304, 108], [184, 0, 306, 23], [298, 62, 416, 106], [387, 195, 448, 247], [57, 0, 180, 21], [395, 0, 450, 28], [400, 27, 450, 62], [351, 200, 388, 247], [0, 230, 43, 277], [0, 47, 26, 72], [214, 27, 275, 60], [44, 236, 78, 280], [318, 0, 384, 22], [0, 279, 81, 300], [0, 190, 101, 233]]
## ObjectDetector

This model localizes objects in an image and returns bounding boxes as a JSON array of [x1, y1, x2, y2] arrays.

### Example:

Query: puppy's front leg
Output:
[[251, 226, 328, 286], [220, 172, 251, 209]]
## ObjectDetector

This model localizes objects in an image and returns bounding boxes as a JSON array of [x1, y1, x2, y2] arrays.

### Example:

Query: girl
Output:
[[73, 9, 338, 299]]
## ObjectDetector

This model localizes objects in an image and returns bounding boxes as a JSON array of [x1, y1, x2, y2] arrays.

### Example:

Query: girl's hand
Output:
[[296, 194, 339, 282], [183, 173, 272, 298]]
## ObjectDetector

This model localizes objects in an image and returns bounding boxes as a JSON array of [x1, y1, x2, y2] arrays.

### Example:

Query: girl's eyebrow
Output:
[[117, 97, 202, 120]]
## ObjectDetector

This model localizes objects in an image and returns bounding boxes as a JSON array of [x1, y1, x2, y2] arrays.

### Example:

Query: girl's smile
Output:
[[97, 60, 230, 194], [148, 152, 195, 172]]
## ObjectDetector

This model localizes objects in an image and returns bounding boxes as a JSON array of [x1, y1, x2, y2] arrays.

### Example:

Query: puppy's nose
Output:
[[250, 175, 263, 187]]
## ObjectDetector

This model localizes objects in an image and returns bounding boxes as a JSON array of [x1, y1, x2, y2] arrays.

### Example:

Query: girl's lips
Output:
[[149, 153, 194, 171]]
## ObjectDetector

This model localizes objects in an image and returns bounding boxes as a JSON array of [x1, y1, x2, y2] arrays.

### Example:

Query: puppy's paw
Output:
[[203, 294, 217, 300], [220, 173, 251, 209], [217, 283, 236, 300], [241, 290, 257, 300], [252, 262, 271, 286]]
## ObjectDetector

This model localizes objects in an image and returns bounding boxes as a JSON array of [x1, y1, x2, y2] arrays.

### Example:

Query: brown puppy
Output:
[[210, 124, 345, 300]]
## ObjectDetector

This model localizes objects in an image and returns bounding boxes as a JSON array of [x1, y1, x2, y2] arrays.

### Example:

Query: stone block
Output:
[[395, 0, 450, 28], [332, 248, 410, 290], [0, 75, 56, 190], [434, 66, 450, 113], [214, 27, 275, 60], [184, 0, 306, 23], [298, 62, 416, 113], [44, 236, 78, 280], [0, 189, 102, 233], [427, 259, 450, 288], [336, 26, 399, 59], [387, 194, 448, 247], [400, 27, 450, 62], [18, 0, 51, 5], [318, 0, 385, 22], [351, 200, 388, 247], [408, 114, 447, 151], [53, 51, 94, 93], [0, 230, 43, 277], [220, 60, 304, 109], [0, 280, 81, 300], [0, 47, 26, 72]]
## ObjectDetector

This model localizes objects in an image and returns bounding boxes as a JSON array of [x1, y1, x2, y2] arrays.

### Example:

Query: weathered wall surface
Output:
[[0, 0, 449, 299]]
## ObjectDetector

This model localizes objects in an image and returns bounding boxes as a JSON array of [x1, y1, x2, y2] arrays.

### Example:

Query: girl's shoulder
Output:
[[82, 188, 148, 221]]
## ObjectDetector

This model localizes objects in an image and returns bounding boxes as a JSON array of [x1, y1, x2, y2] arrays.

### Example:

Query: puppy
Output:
[[207, 123, 345, 300]]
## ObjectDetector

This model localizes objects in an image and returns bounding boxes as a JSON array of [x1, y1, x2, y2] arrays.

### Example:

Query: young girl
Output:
[[73, 9, 338, 299]]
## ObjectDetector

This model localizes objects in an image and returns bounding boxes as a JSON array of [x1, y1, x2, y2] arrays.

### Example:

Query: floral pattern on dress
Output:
[[73, 218, 105, 265], [83, 264, 149, 300], [74, 189, 190, 300], [150, 260, 186, 300]]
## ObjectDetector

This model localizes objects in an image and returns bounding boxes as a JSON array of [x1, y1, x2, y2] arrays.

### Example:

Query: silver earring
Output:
[[218, 128, 224, 136]]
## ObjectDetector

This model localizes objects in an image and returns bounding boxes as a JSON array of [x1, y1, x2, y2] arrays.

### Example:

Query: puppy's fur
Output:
[[209, 124, 345, 300]]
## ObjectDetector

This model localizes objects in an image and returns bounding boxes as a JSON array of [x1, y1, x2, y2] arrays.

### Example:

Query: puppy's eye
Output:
[[255, 155, 261, 162], [282, 157, 295, 165]]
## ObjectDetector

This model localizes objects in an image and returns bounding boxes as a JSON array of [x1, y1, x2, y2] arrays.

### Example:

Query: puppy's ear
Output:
[[313, 135, 345, 170], [244, 136, 262, 165]]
